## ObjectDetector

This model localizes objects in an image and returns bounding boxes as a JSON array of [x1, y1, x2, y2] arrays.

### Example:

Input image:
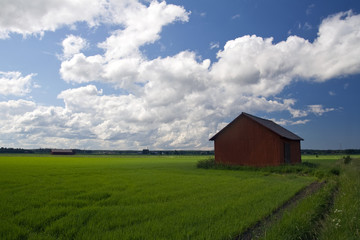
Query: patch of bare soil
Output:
[[234, 181, 326, 240]]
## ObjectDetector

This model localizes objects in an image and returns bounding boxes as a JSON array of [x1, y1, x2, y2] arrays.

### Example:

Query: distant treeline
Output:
[[1, 147, 360, 155], [0, 147, 214, 155], [75, 149, 215, 155], [301, 149, 360, 155], [0, 147, 36, 154]]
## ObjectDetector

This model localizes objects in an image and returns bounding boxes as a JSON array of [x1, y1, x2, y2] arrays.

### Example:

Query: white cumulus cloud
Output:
[[61, 35, 88, 60], [0, 71, 36, 96], [98, 1, 189, 60], [210, 11, 360, 99], [1, 9, 360, 149], [307, 105, 335, 116], [56, 10, 360, 148], [0, 0, 108, 38], [0, 0, 189, 39], [60, 0, 189, 88]]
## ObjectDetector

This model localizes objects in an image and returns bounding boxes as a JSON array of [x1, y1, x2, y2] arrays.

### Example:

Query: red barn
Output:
[[210, 112, 303, 166], [51, 149, 75, 155]]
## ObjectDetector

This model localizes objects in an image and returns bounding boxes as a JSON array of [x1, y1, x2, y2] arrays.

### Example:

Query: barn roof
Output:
[[210, 112, 303, 141]]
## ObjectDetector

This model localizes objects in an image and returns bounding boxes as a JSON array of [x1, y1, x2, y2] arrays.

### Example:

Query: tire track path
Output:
[[235, 181, 326, 240]]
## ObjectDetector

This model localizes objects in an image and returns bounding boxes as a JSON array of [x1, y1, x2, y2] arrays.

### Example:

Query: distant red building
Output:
[[51, 149, 75, 155], [210, 112, 303, 166]]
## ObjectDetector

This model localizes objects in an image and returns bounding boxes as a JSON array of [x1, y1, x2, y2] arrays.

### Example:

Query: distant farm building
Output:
[[210, 112, 303, 166], [51, 149, 75, 155]]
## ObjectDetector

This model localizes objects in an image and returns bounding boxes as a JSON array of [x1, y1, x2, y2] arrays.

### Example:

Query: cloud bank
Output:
[[0, 0, 189, 39], [0, 71, 36, 96], [0, 1, 359, 149]]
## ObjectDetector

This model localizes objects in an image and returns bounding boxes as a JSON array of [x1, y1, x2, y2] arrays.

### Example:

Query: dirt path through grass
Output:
[[235, 181, 326, 240], [319, 158, 360, 239]]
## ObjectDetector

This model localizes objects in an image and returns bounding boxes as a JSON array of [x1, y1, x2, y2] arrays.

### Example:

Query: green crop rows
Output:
[[0, 155, 315, 240]]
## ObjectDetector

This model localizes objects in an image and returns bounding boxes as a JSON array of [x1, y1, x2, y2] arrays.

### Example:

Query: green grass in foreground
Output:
[[252, 156, 359, 240], [0, 155, 314, 240], [260, 179, 337, 240], [198, 155, 360, 239], [320, 157, 360, 240]]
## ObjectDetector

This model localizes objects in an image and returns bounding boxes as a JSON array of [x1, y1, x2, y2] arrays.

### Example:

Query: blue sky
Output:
[[0, 0, 359, 150]]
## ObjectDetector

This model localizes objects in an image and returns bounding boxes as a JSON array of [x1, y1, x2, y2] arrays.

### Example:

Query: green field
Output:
[[0, 155, 316, 240], [260, 155, 360, 240]]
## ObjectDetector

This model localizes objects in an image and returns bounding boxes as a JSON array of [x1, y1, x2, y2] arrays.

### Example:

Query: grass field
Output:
[[258, 155, 360, 240], [0, 155, 316, 240], [319, 156, 360, 240]]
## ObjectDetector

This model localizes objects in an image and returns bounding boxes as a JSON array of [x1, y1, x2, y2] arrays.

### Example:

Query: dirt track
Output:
[[235, 181, 326, 240]]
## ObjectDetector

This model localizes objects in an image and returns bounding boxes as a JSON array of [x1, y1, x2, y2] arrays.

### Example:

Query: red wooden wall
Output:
[[213, 115, 301, 166]]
